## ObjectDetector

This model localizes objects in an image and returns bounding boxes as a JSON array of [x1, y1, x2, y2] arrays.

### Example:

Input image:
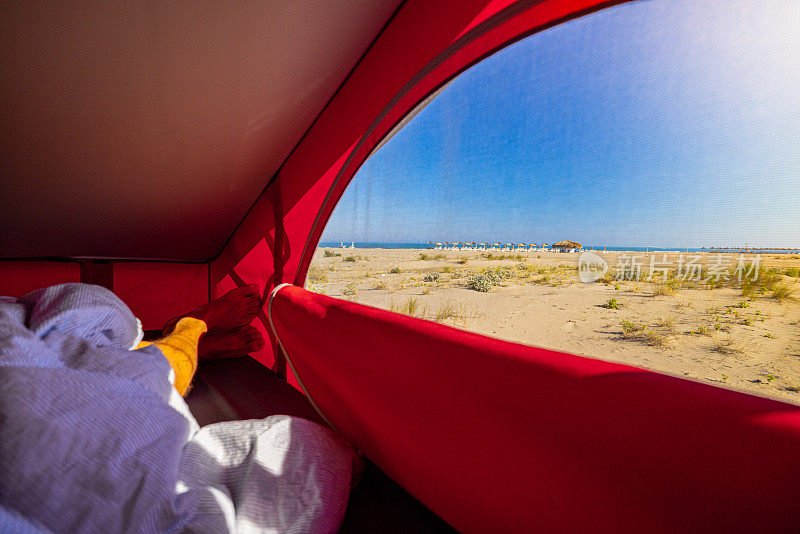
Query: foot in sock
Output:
[[163, 284, 262, 336]]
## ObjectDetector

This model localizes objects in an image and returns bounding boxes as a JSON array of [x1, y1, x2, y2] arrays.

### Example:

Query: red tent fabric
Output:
[[269, 284, 800, 532], [0, 261, 80, 297]]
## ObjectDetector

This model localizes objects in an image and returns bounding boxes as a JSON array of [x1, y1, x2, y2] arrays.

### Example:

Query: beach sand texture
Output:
[[308, 247, 800, 404]]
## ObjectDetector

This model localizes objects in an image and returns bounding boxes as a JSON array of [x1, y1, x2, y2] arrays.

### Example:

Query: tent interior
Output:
[[2, 0, 800, 531]]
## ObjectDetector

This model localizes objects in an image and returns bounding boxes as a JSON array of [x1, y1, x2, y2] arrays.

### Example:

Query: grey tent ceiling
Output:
[[0, 0, 402, 260]]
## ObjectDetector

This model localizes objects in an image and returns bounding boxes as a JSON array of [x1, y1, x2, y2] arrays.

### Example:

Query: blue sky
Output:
[[321, 0, 800, 248]]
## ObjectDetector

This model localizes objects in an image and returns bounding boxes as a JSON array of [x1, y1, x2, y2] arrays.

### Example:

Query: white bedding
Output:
[[0, 284, 357, 533]]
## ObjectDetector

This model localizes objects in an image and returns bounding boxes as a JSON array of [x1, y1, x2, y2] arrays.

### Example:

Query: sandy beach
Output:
[[308, 247, 800, 404]]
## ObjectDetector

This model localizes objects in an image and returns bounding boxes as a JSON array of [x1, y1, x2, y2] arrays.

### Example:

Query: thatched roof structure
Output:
[[551, 240, 582, 249]]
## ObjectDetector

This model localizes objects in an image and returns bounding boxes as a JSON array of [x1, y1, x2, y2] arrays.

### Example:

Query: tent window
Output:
[[309, 0, 800, 403]]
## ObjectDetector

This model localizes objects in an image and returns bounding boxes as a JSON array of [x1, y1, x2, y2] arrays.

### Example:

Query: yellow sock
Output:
[[136, 317, 207, 396]]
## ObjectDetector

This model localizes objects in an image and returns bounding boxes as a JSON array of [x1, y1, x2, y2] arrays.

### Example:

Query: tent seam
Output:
[[266, 283, 339, 432]]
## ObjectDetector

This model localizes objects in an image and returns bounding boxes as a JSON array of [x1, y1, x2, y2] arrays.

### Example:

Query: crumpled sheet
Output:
[[0, 284, 357, 533]]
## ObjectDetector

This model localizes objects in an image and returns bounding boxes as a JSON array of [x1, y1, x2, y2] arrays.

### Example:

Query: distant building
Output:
[[551, 240, 582, 253]]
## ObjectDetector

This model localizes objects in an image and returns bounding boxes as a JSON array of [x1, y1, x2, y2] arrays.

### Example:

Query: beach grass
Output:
[[772, 284, 796, 304], [620, 320, 670, 347], [653, 315, 676, 331], [713, 337, 745, 356], [391, 297, 423, 317], [652, 282, 678, 296], [307, 266, 329, 283], [342, 282, 357, 295]]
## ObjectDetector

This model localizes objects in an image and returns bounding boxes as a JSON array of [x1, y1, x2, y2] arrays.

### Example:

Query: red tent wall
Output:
[[113, 262, 209, 331], [0, 261, 209, 331], [0, 261, 81, 298], [211, 0, 626, 370], [270, 284, 800, 533]]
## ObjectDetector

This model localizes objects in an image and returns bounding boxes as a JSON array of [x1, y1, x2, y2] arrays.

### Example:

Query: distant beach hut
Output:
[[517, 243, 526, 252], [434, 242, 443, 250], [551, 240, 582, 253], [478, 243, 487, 251]]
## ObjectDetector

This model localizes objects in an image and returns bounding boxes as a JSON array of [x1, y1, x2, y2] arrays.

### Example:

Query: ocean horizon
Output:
[[318, 242, 800, 254]]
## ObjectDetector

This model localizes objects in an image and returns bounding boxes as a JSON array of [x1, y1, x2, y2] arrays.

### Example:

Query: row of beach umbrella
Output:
[[428, 240, 582, 251]]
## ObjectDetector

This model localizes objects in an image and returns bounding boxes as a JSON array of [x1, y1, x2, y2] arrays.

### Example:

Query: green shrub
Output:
[[467, 273, 492, 292], [390, 267, 402, 274], [343, 255, 356, 262], [603, 298, 622, 310], [323, 249, 341, 258], [621, 320, 642, 334], [423, 272, 440, 282]]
